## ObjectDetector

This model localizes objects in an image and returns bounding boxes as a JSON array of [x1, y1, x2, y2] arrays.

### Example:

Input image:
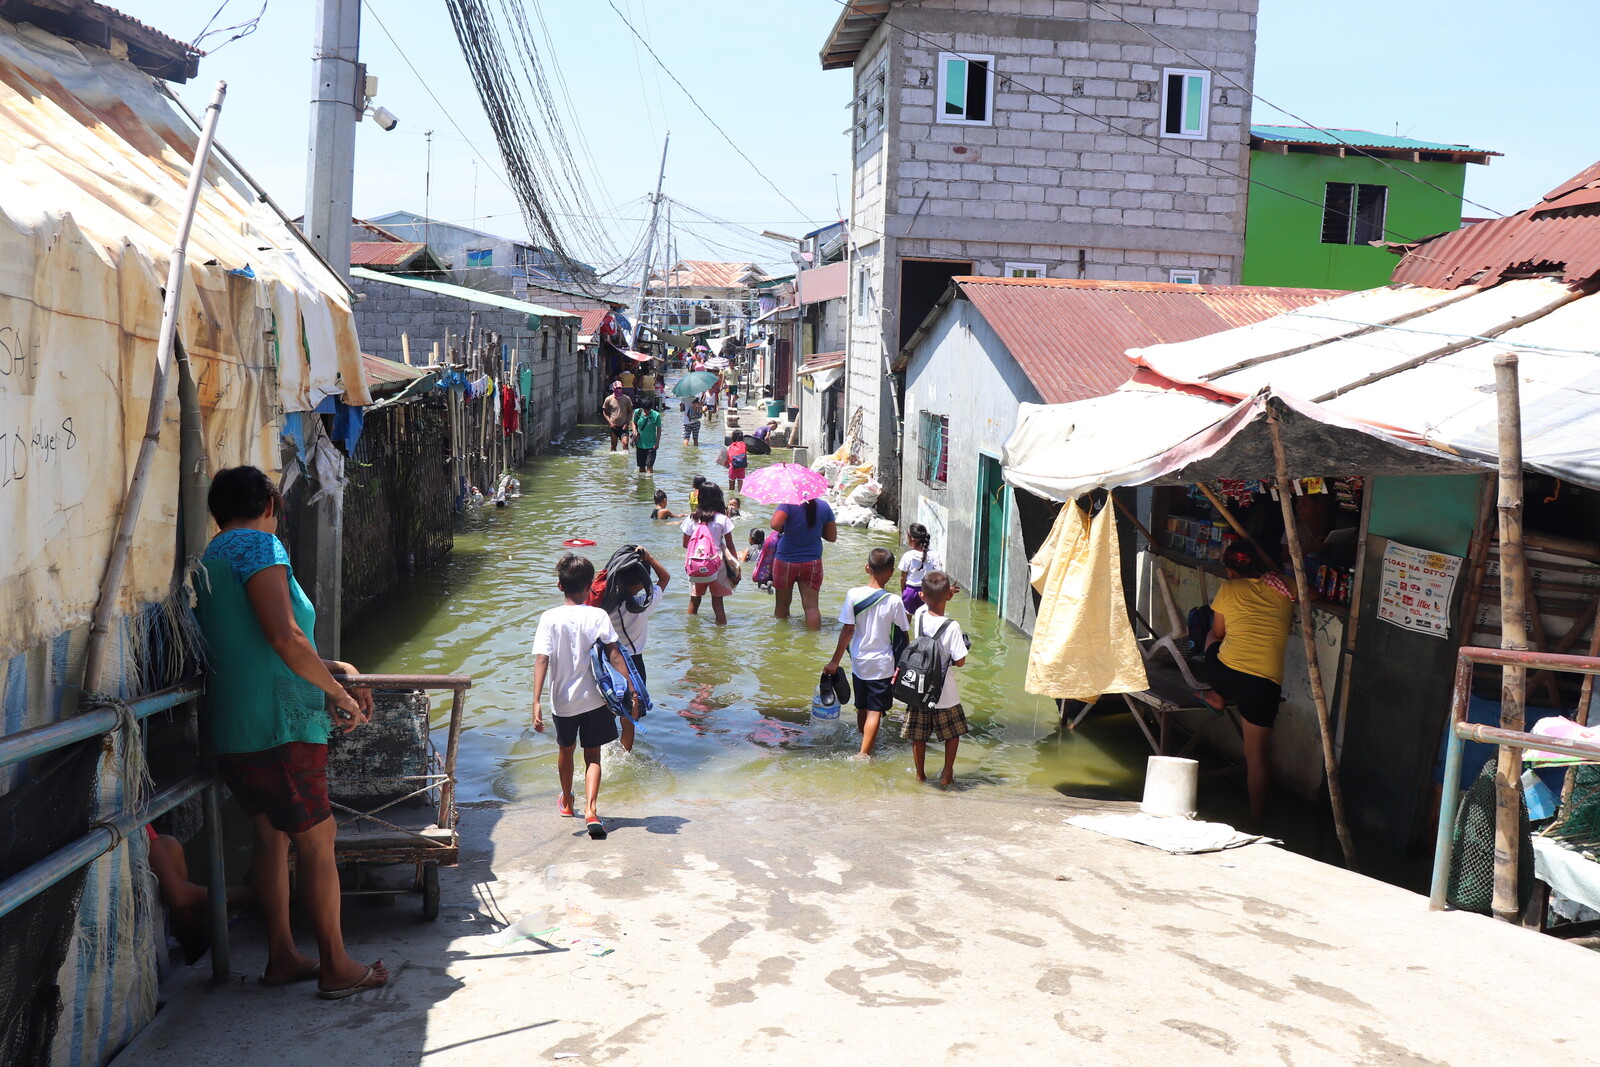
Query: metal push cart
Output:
[[318, 673, 471, 920]]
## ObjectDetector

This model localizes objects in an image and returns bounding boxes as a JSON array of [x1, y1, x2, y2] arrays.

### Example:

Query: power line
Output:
[[1084, 1, 1507, 219], [361, 1, 517, 201], [602, 0, 816, 223], [823, 0, 1426, 244]]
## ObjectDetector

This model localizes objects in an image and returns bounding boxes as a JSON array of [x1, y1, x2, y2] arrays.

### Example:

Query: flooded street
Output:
[[345, 406, 1153, 810]]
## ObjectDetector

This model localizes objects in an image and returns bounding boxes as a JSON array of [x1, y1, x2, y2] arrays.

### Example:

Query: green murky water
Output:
[[345, 404, 1154, 808]]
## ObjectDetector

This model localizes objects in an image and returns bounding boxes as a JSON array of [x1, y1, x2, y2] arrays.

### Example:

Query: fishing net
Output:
[[1543, 763, 1600, 848], [0, 739, 100, 1065], [1447, 758, 1534, 915]]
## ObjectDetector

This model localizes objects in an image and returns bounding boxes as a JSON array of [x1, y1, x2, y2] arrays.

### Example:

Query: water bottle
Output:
[[811, 682, 840, 722]]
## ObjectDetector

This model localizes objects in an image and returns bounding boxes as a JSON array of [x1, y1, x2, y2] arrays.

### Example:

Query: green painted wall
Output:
[[1367, 473, 1482, 558], [1242, 151, 1469, 291]]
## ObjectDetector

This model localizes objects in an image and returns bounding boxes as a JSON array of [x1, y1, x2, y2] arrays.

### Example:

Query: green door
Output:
[[976, 454, 1006, 603]]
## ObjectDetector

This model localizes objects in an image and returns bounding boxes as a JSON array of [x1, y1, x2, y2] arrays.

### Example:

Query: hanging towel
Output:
[[1025, 499, 1148, 700]]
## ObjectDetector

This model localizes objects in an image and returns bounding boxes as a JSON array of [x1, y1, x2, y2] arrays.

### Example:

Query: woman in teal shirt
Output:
[[196, 466, 387, 999]]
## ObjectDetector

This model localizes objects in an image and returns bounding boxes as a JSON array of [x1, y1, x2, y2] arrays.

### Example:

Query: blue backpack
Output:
[[590, 642, 651, 729]]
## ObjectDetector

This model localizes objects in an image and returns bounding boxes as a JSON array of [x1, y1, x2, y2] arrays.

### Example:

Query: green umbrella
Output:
[[673, 371, 719, 398]]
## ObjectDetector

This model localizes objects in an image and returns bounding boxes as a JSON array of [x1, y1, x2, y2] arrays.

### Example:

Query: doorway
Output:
[[899, 258, 973, 348], [975, 453, 1007, 604]]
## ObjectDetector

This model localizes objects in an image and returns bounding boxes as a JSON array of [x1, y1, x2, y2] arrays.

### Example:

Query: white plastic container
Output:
[[1141, 755, 1199, 819], [810, 685, 840, 722]]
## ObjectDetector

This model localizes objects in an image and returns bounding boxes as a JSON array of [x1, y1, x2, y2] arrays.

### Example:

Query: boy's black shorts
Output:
[[853, 674, 893, 713], [555, 707, 620, 749]]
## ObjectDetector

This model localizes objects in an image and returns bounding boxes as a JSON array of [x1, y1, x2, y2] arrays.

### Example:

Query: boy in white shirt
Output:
[[533, 554, 638, 839], [903, 570, 970, 786], [824, 548, 911, 758]]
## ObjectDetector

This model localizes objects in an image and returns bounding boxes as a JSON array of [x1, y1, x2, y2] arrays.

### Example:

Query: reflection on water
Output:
[[345, 416, 1154, 807]]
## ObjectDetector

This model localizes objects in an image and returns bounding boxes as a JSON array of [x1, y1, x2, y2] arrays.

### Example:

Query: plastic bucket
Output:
[[1140, 756, 1199, 819], [766, 401, 784, 419]]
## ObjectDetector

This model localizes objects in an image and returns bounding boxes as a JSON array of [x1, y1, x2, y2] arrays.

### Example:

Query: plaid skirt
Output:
[[902, 703, 970, 743]]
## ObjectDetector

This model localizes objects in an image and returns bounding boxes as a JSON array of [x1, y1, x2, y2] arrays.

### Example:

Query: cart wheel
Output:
[[421, 863, 440, 921]]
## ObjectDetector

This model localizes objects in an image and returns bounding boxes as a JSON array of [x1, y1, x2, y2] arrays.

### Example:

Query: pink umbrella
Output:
[[741, 463, 829, 506]]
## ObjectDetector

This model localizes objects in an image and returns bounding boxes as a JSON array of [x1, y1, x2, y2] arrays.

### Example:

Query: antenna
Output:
[[424, 129, 433, 250]]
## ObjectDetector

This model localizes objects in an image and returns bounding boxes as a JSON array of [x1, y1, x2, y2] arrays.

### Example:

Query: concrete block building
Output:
[[820, 0, 1258, 517]]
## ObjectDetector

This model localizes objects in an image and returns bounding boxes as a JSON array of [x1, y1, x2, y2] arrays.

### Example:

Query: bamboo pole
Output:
[[1492, 352, 1528, 923], [1195, 482, 1279, 573], [1268, 413, 1359, 871], [81, 81, 227, 695]]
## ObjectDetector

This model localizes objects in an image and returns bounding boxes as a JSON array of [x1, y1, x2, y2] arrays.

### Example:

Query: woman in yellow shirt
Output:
[[1199, 545, 1294, 818]]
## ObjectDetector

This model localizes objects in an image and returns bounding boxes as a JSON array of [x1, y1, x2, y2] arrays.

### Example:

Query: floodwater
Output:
[[344, 403, 1156, 811]]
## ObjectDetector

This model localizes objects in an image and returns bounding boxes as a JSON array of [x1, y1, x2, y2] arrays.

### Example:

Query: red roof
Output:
[[577, 307, 610, 336], [351, 241, 430, 268], [1390, 159, 1600, 290], [923, 277, 1342, 405], [660, 260, 767, 291]]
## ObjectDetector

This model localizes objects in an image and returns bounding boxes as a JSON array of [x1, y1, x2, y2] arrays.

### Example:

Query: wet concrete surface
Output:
[[119, 786, 1599, 1066]]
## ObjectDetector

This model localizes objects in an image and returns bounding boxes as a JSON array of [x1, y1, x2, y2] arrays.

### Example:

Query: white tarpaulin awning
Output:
[[1003, 386, 1488, 503], [1118, 276, 1600, 490], [803, 366, 844, 393]]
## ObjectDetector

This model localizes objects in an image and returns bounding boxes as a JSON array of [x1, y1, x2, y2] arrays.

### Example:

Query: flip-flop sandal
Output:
[[318, 963, 384, 1000], [557, 793, 575, 818], [585, 818, 608, 840], [259, 962, 320, 987]]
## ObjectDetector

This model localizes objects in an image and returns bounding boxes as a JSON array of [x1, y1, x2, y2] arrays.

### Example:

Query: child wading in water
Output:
[[739, 528, 765, 564], [681, 483, 739, 625], [824, 547, 911, 759], [898, 522, 944, 614], [904, 570, 970, 787], [650, 490, 678, 520], [532, 554, 639, 839]]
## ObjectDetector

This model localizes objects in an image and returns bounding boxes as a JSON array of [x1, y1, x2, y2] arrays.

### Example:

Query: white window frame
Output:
[[935, 52, 995, 127], [1168, 269, 1201, 285], [854, 263, 872, 321], [1004, 262, 1046, 279], [1160, 68, 1210, 140]]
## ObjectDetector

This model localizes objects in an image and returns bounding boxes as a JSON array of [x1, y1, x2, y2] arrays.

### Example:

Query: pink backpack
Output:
[[685, 522, 722, 581]]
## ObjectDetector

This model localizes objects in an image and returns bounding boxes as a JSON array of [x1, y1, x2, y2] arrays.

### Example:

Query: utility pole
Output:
[[299, 0, 362, 656], [634, 133, 670, 345]]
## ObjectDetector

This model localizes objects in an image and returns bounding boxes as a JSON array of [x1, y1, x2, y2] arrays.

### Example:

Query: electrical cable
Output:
[[191, 0, 267, 53], [602, 0, 816, 222], [1083, 0, 1507, 219], [822, 0, 1427, 244]]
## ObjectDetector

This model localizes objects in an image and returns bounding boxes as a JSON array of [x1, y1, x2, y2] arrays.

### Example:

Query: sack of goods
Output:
[[892, 615, 954, 709]]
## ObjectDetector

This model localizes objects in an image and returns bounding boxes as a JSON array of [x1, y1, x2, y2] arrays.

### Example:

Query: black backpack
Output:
[[892, 612, 954, 710]]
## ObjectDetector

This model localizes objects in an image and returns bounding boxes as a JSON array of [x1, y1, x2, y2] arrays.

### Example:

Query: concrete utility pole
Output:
[[299, 0, 362, 656], [634, 133, 669, 342]]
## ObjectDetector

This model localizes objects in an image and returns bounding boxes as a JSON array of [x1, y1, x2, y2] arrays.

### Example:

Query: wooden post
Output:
[[1195, 481, 1280, 573], [1331, 480, 1374, 754], [1268, 413, 1359, 871], [1492, 352, 1527, 923]]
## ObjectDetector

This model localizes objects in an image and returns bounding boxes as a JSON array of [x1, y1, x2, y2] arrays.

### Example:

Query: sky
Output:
[[111, 1, 1599, 275]]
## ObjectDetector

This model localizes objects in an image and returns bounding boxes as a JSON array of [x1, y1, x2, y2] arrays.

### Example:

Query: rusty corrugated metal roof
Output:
[[1390, 158, 1600, 290], [801, 350, 845, 372], [662, 260, 766, 291], [362, 351, 425, 385], [351, 240, 429, 267], [930, 278, 1343, 405]]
